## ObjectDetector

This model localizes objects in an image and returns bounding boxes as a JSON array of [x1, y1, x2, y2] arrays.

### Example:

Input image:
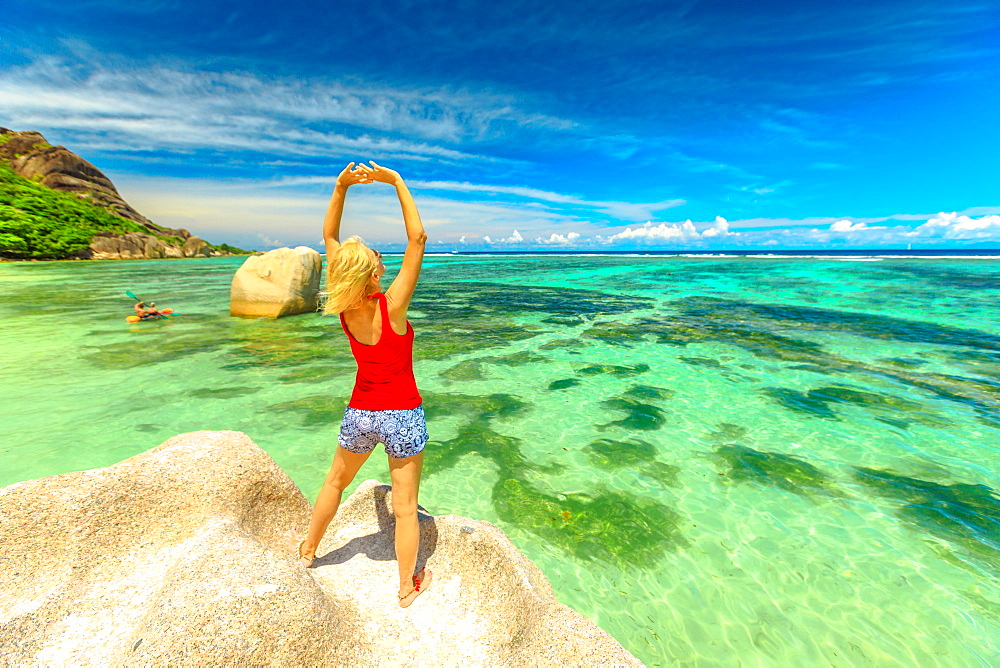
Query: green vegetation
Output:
[[0, 162, 251, 259], [212, 242, 252, 254], [583, 295, 1000, 427], [495, 479, 687, 566], [422, 390, 530, 422], [268, 395, 350, 427], [419, 393, 687, 567], [584, 438, 680, 487], [762, 384, 952, 428], [547, 378, 581, 390], [715, 444, 838, 497], [409, 282, 648, 360], [598, 395, 668, 431], [852, 467, 1000, 573], [0, 163, 148, 259], [440, 351, 548, 381]]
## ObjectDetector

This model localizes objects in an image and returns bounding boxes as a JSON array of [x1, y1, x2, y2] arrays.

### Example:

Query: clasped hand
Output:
[[336, 161, 400, 188]]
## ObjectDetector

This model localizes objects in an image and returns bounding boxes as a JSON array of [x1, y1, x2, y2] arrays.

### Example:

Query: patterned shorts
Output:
[[338, 405, 428, 459]]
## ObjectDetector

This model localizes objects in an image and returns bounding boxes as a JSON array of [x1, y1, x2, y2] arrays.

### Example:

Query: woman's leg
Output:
[[301, 446, 373, 562], [388, 451, 424, 600]]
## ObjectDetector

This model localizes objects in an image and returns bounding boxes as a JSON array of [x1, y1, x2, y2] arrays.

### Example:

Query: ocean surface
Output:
[[2, 254, 999, 666]]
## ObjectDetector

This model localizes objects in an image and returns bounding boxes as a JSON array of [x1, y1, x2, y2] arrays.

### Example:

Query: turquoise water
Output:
[[2, 255, 999, 666]]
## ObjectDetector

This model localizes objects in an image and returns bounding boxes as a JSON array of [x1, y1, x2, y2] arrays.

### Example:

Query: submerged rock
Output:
[[0, 431, 638, 666], [230, 246, 322, 318]]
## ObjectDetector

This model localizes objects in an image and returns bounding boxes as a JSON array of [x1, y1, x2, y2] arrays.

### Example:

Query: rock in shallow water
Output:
[[230, 246, 321, 318], [0, 431, 639, 666]]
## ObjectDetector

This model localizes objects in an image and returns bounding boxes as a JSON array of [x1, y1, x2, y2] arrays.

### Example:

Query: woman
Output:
[[298, 160, 431, 608]]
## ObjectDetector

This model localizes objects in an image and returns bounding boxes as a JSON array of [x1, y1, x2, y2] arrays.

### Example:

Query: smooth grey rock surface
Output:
[[230, 246, 322, 318], [181, 235, 210, 258], [0, 431, 641, 667]]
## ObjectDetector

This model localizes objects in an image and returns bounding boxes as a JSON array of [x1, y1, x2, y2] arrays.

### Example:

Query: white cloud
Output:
[[830, 219, 868, 232], [500, 230, 524, 243], [701, 216, 731, 237], [535, 231, 581, 244], [909, 212, 1000, 239], [256, 233, 284, 248], [604, 216, 735, 243], [482, 235, 492, 243], [737, 212, 1000, 247], [606, 220, 698, 242]]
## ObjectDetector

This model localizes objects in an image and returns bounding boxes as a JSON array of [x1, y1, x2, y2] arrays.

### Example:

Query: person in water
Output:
[[298, 160, 431, 608], [133, 301, 161, 319]]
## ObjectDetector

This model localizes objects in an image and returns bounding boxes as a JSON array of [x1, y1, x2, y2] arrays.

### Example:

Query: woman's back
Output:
[[341, 292, 420, 411], [341, 294, 409, 346]]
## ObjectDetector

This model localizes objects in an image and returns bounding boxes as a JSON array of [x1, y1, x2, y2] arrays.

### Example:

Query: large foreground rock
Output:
[[0, 432, 639, 666], [230, 246, 322, 318]]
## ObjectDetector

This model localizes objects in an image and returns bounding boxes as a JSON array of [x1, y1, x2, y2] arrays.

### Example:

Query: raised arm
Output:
[[359, 161, 427, 317], [323, 163, 370, 257]]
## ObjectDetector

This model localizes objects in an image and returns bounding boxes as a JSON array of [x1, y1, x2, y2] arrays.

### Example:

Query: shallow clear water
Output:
[[2, 255, 999, 666]]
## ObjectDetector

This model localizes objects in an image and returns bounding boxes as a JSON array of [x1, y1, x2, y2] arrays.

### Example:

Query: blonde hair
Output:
[[323, 236, 380, 315]]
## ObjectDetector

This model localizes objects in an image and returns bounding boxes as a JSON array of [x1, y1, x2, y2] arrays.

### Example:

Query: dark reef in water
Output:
[[761, 385, 950, 429], [598, 396, 668, 432], [581, 294, 1000, 428], [409, 282, 651, 360], [585, 438, 679, 488], [419, 388, 687, 567], [852, 467, 1000, 574], [268, 395, 349, 427], [714, 444, 837, 497], [579, 363, 651, 378]]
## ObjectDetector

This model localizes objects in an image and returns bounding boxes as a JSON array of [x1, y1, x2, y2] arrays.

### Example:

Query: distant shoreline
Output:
[[5, 248, 1000, 263], [416, 248, 1000, 258]]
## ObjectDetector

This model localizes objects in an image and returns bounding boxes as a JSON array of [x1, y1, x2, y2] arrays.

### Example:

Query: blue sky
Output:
[[2, 0, 999, 250]]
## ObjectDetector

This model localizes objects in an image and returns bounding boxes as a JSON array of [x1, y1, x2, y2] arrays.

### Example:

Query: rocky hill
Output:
[[0, 128, 247, 260]]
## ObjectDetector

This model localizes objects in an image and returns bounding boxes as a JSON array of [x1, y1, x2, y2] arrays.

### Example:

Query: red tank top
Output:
[[340, 293, 422, 410]]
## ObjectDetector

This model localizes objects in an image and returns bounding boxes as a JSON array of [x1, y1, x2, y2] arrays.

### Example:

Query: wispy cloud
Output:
[[410, 180, 685, 222], [0, 54, 574, 163], [256, 176, 685, 223]]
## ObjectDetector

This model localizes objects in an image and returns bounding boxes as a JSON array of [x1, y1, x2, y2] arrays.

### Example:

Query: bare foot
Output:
[[398, 567, 432, 608], [298, 541, 316, 568], [284, 529, 316, 568]]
